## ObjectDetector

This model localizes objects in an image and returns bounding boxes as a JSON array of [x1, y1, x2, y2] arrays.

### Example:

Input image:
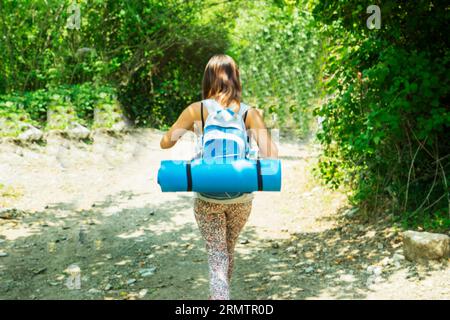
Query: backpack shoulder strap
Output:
[[200, 101, 204, 132], [238, 102, 249, 116], [239, 103, 251, 127], [243, 109, 249, 125]]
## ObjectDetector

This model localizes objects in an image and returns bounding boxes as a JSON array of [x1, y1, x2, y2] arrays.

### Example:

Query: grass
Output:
[[0, 183, 24, 207]]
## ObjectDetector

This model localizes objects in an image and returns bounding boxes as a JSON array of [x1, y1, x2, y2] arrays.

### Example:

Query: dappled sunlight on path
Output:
[[0, 130, 448, 300]]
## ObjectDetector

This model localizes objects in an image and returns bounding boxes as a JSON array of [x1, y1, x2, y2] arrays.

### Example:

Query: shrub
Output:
[[313, 0, 450, 230]]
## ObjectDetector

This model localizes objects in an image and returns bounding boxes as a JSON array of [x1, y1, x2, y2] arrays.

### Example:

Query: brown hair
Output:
[[202, 54, 242, 108]]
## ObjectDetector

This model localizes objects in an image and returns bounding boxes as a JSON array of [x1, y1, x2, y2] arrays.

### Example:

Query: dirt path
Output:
[[0, 129, 448, 300]]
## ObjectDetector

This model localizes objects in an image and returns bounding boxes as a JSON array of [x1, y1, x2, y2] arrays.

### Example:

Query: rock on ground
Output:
[[67, 123, 90, 139], [403, 231, 450, 262], [18, 124, 43, 142]]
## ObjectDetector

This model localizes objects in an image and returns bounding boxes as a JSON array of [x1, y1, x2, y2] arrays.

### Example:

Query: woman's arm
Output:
[[247, 108, 278, 158], [160, 102, 198, 149]]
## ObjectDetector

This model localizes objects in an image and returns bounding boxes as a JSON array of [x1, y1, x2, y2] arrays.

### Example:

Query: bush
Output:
[[229, 0, 321, 138], [0, 0, 233, 128], [93, 91, 123, 129], [0, 83, 118, 134], [313, 0, 450, 231], [0, 100, 35, 138]]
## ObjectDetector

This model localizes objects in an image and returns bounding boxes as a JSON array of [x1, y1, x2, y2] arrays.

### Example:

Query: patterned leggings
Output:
[[194, 198, 252, 300]]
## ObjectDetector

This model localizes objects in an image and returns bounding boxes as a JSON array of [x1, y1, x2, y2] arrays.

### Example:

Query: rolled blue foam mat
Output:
[[157, 158, 281, 192]]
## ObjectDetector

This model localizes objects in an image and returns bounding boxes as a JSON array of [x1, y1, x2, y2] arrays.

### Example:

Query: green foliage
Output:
[[70, 84, 101, 125], [229, 0, 322, 138], [46, 93, 77, 131], [92, 91, 123, 129], [398, 208, 450, 232], [313, 0, 450, 231], [0, 183, 23, 199], [0, 100, 35, 137], [0, 0, 322, 133], [0, 0, 233, 128], [0, 83, 118, 135]]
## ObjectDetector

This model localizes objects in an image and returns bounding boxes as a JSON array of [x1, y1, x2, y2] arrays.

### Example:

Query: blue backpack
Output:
[[197, 98, 251, 200]]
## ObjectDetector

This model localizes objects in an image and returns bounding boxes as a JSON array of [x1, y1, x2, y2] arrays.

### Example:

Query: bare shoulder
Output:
[[184, 101, 202, 120], [246, 106, 264, 125]]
